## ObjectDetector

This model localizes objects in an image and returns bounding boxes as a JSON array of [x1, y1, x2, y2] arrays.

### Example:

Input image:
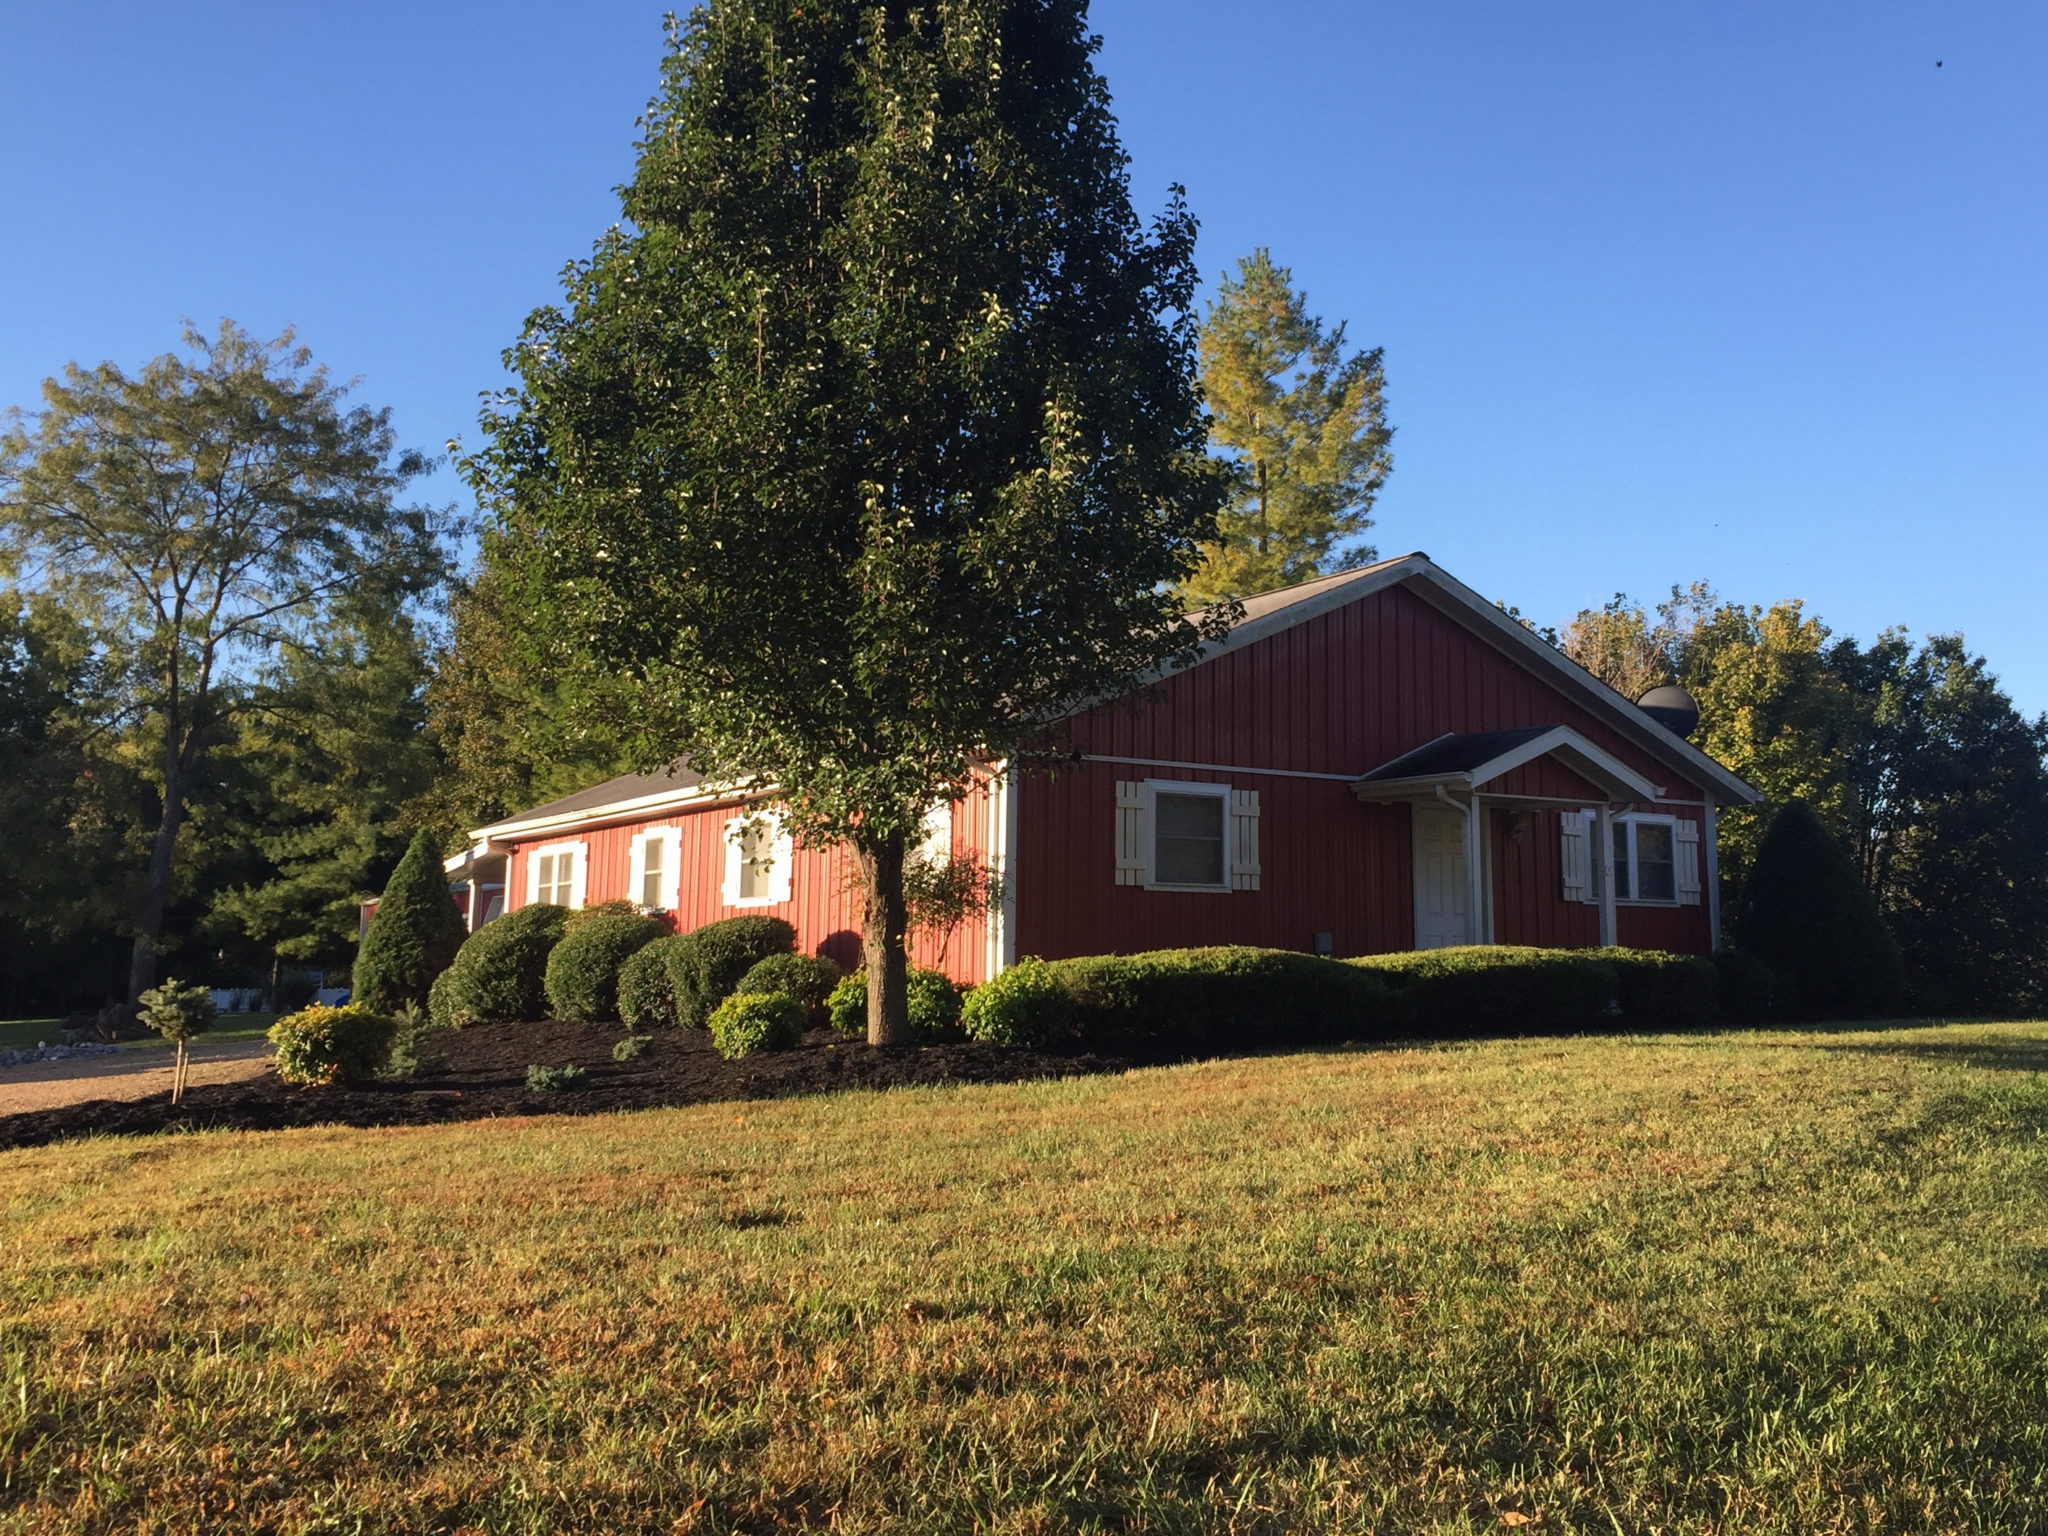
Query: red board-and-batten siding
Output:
[[502, 779, 999, 985], [1013, 580, 1715, 961]]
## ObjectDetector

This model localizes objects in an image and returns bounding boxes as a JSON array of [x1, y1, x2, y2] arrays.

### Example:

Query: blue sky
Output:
[[5, 2, 2043, 712]]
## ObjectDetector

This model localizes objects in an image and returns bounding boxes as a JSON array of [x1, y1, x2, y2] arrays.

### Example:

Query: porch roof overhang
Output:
[[442, 844, 510, 882], [1352, 724, 1663, 806]]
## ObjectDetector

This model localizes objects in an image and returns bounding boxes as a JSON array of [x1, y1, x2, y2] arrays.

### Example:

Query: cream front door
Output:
[[1412, 803, 1471, 949]]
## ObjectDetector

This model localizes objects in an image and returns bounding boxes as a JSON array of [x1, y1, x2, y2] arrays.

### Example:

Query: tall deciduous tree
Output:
[[1183, 249, 1392, 605], [466, 1, 1228, 1044], [0, 322, 452, 1001]]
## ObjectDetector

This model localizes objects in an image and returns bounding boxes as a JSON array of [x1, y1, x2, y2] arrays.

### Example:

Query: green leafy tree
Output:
[[0, 322, 453, 1001], [352, 828, 468, 1012], [1183, 248, 1393, 605], [466, 1, 1227, 1044]]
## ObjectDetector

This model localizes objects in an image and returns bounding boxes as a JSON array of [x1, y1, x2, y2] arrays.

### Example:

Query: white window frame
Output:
[[526, 840, 587, 910], [628, 826, 682, 912], [1142, 778, 1233, 893], [722, 811, 793, 908], [1609, 813, 1681, 906]]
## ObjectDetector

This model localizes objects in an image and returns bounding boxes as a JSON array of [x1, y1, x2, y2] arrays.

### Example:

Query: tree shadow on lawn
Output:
[[1675, 1016, 2048, 1076]]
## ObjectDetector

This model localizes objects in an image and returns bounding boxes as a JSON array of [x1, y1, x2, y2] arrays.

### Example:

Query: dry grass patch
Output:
[[5, 1022, 2048, 1532]]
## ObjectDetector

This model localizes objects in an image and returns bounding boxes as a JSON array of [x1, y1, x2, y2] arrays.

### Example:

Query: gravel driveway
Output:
[[0, 1040, 273, 1117]]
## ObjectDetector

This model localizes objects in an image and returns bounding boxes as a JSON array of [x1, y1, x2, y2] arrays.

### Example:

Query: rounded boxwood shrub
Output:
[[543, 911, 665, 1023], [1737, 798, 1907, 1020], [826, 966, 964, 1041], [1054, 947, 1395, 1049], [960, 957, 1073, 1047], [736, 952, 843, 1023], [667, 916, 797, 1028], [708, 991, 806, 1059], [270, 1003, 399, 1086], [353, 828, 468, 1013], [619, 935, 690, 1030], [430, 903, 571, 1028]]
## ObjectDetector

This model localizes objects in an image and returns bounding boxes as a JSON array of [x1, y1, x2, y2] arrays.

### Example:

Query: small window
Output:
[[639, 836, 666, 908], [535, 849, 576, 906], [1154, 790, 1226, 888], [1610, 816, 1679, 903], [736, 822, 773, 902]]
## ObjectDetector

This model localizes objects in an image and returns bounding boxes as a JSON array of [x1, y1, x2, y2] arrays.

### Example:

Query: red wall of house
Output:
[[502, 778, 998, 985], [1015, 580, 1719, 960]]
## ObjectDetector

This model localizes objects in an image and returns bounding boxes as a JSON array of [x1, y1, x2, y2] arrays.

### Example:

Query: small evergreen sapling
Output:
[[137, 978, 214, 1105], [353, 828, 468, 1012]]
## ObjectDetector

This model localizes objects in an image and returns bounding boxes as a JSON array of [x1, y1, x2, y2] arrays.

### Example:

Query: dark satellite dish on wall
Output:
[[1636, 684, 1701, 739]]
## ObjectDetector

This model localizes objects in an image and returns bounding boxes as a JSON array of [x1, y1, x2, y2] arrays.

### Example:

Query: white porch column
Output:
[[1705, 798, 1722, 951], [1464, 795, 1487, 945], [1594, 804, 1618, 947]]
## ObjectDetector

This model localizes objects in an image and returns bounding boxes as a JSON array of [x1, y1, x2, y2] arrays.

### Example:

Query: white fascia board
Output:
[[469, 780, 775, 846], [1477, 726, 1664, 803]]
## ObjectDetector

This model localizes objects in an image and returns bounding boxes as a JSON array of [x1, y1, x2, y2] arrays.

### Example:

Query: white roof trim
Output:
[[1355, 725, 1661, 805], [468, 779, 773, 845]]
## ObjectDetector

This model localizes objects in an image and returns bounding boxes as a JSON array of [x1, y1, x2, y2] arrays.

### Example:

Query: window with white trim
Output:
[[1113, 779, 1260, 893], [1562, 811, 1702, 907], [1613, 817, 1677, 902], [722, 812, 793, 907], [528, 842, 586, 909], [629, 827, 681, 911]]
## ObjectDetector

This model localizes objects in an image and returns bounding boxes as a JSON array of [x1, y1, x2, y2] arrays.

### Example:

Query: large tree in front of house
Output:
[[0, 322, 452, 1003], [466, 0, 1228, 1044], [1182, 249, 1393, 606]]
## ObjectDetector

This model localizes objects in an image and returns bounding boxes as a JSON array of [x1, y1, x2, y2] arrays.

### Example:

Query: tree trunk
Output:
[[854, 831, 912, 1047], [126, 756, 189, 1005]]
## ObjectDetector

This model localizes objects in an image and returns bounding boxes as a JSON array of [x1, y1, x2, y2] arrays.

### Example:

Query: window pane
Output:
[[640, 840, 664, 907], [737, 826, 769, 901], [1154, 793, 1224, 886], [537, 854, 556, 902], [1636, 823, 1676, 901]]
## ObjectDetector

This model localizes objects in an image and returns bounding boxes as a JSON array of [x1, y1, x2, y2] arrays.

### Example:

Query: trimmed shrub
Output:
[[544, 911, 665, 1022], [427, 966, 460, 1029], [668, 916, 797, 1028], [961, 957, 1073, 1047], [525, 1063, 589, 1092], [613, 1034, 653, 1062], [352, 829, 468, 1013], [1596, 948, 1720, 1030], [431, 904, 571, 1027], [619, 936, 689, 1031], [736, 952, 843, 1023], [709, 991, 806, 1059], [1711, 948, 1779, 1022], [1737, 799, 1908, 1019], [565, 898, 642, 930], [1053, 947, 1395, 1049], [270, 1004, 399, 1086], [1351, 946, 1619, 1035], [826, 966, 964, 1041]]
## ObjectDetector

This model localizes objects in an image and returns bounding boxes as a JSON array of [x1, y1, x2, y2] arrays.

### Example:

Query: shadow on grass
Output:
[[1809, 1033, 2048, 1075]]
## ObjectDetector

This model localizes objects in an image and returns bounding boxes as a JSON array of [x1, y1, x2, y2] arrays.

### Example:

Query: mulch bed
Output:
[[0, 1020, 1149, 1153]]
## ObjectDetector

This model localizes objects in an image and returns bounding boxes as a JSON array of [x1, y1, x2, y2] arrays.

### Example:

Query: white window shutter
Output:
[[1114, 781, 1145, 886], [1230, 789, 1261, 891], [721, 819, 743, 905], [568, 845, 587, 909], [525, 851, 541, 905], [627, 835, 648, 906], [1560, 809, 1590, 903], [768, 825, 794, 905], [1675, 818, 1702, 906]]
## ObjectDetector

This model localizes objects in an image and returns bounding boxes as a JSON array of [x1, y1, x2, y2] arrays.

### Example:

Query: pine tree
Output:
[[1737, 798, 1907, 1020], [352, 828, 466, 1013], [465, 1, 1227, 1044], [1185, 249, 1393, 604]]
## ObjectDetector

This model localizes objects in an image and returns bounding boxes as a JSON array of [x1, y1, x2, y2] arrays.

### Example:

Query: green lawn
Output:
[[5, 1021, 2048, 1532], [0, 1015, 275, 1053]]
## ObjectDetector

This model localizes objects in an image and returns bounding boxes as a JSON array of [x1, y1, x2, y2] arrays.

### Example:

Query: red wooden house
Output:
[[443, 553, 1759, 982]]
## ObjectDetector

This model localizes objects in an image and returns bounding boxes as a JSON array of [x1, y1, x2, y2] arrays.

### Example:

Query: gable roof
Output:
[[1355, 724, 1664, 804], [1183, 552, 1761, 805], [470, 762, 713, 843]]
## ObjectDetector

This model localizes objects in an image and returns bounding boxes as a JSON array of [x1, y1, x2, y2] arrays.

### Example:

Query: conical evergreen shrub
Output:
[[1736, 799, 1908, 1019], [352, 829, 468, 1013]]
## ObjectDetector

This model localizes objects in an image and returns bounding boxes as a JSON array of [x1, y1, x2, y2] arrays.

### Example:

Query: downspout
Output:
[[1594, 804, 1619, 948], [1704, 799, 1722, 951]]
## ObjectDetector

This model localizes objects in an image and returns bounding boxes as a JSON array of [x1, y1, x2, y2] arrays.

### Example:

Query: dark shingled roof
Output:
[[494, 762, 704, 826], [1357, 726, 1560, 782]]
